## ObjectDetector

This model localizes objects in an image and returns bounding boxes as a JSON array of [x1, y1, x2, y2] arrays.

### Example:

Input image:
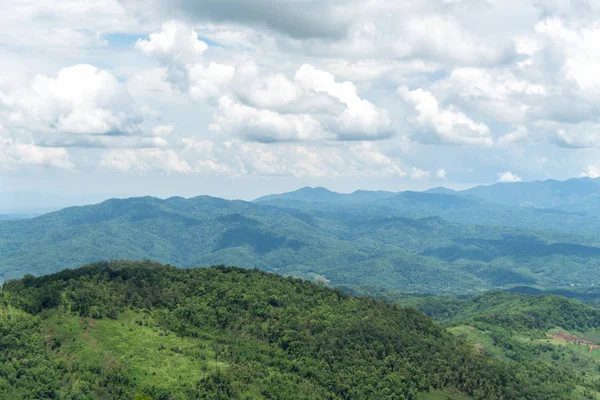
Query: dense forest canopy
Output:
[[3, 181, 600, 294], [0, 260, 587, 400]]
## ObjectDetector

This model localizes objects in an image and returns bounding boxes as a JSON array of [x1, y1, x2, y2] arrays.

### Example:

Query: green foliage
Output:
[[0, 261, 578, 399], [3, 195, 600, 294], [401, 291, 600, 398]]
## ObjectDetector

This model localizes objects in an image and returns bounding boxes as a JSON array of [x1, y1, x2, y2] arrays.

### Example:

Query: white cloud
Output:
[[188, 62, 236, 101], [0, 0, 138, 49], [497, 171, 522, 183], [395, 15, 513, 66], [153, 125, 175, 136], [532, 18, 600, 93], [398, 86, 492, 147], [579, 165, 600, 179], [135, 21, 209, 62], [0, 137, 73, 169], [550, 125, 600, 149], [410, 167, 431, 180], [211, 63, 393, 142], [497, 126, 531, 146], [1, 64, 151, 147], [436, 169, 447, 179], [100, 148, 192, 173], [295, 64, 393, 140], [438, 68, 546, 124], [5, 0, 600, 185], [209, 95, 330, 142], [181, 137, 405, 178], [136, 22, 235, 100]]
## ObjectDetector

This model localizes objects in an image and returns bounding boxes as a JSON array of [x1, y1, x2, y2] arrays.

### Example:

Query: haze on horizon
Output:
[[2, 0, 600, 203]]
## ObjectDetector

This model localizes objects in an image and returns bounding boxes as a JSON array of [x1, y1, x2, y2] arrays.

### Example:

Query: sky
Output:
[[1, 0, 600, 208]]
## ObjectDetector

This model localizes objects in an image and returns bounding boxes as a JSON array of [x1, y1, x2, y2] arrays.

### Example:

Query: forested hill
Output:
[[0, 261, 579, 399], [257, 177, 600, 209], [400, 292, 600, 398], [404, 291, 600, 330], [254, 178, 600, 234], [3, 195, 600, 293]]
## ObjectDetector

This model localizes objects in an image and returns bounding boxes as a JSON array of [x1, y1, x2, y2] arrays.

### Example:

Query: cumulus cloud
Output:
[[209, 95, 330, 142], [153, 125, 175, 136], [497, 126, 531, 146], [231, 62, 338, 114], [438, 68, 546, 124], [210, 63, 393, 142], [550, 125, 600, 149], [498, 171, 522, 183], [180, 137, 405, 178], [100, 148, 192, 173], [7, 0, 600, 183], [135, 21, 209, 62], [410, 167, 431, 180], [0, 0, 138, 49], [295, 64, 392, 140], [398, 86, 492, 147], [0, 64, 158, 148], [579, 165, 600, 179], [0, 137, 73, 169], [165, 0, 350, 40], [136, 22, 235, 100], [394, 15, 515, 66], [531, 18, 600, 93]]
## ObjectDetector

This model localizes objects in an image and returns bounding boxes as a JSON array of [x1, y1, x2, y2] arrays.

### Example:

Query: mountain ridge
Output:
[[254, 177, 600, 209]]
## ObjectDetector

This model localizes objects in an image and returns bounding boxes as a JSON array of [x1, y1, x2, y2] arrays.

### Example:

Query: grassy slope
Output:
[[42, 310, 221, 393]]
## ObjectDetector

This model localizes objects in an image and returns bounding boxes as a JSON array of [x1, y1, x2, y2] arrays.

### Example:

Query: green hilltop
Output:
[[0, 260, 562, 400]]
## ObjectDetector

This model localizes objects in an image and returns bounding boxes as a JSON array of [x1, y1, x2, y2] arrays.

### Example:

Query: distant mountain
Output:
[[256, 177, 600, 210], [424, 187, 458, 195], [0, 213, 38, 221], [255, 186, 397, 204], [459, 177, 600, 208], [254, 179, 600, 235], [0, 191, 114, 214]]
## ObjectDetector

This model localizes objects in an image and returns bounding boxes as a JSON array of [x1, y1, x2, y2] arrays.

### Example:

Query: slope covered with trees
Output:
[[400, 292, 600, 398], [0, 260, 572, 399], [2, 195, 600, 294]]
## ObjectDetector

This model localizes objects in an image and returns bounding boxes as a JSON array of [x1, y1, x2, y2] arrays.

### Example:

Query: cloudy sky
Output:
[[2, 0, 600, 205]]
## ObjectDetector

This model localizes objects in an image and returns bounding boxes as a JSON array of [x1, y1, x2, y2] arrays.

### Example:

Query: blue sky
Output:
[[1, 0, 600, 209]]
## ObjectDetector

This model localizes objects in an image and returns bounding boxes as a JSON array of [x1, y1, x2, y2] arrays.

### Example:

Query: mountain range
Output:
[[5, 178, 600, 399], [2, 177, 600, 295]]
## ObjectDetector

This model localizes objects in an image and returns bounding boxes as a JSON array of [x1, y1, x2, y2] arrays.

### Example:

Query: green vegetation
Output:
[[400, 291, 600, 399], [3, 193, 600, 294], [0, 260, 586, 399]]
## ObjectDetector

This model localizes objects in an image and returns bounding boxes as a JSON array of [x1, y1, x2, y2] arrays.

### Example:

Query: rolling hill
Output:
[[400, 291, 600, 399], [0, 261, 584, 399], [3, 195, 600, 293], [255, 179, 600, 235], [258, 177, 600, 210]]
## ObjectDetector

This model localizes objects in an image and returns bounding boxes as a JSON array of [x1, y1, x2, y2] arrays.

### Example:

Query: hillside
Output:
[[3, 196, 600, 293], [461, 178, 600, 208], [255, 178, 600, 234], [0, 261, 566, 399], [400, 292, 600, 398], [258, 178, 600, 210], [255, 187, 397, 204]]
